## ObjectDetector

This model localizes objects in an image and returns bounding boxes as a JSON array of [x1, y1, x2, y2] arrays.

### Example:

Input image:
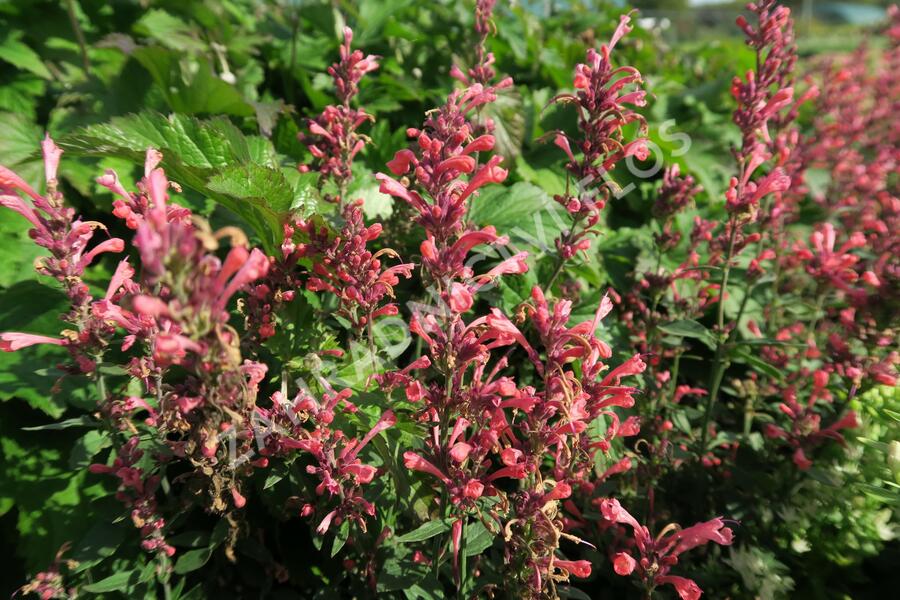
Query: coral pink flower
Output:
[[0, 332, 66, 352]]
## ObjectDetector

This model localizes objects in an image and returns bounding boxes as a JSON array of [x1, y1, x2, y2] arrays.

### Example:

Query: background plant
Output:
[[0, 1, 897, 599]]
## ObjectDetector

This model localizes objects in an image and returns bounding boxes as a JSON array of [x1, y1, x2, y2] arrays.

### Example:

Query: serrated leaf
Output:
[[0, 32, 52, 80], [395, 519, 451, 543], [58, 113, 301, 252], [468, 182, 566, 255], [207, 164, 298, 215]]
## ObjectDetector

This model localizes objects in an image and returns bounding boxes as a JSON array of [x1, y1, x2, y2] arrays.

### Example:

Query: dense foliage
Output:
[[0, 1, 897, 599]]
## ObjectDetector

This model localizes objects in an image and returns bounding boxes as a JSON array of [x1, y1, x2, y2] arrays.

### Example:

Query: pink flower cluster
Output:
[[549, 13, 649, 264], [601, 498, 734, 600], [297, 203, 414, 333], [299, 27, 379, 203]]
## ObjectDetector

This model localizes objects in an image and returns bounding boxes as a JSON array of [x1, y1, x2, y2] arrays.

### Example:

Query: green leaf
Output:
[[21, 416, 97, 431], [331, 520, 351, 557], [263, 472, 284, 490], [657, 319, 717, 350], [82, 570, 138, 593], [0, 111, 43, 167], [480, 90, 525, 160], [671, 411, 692, 436], [207, 163, 299, 215], [69, 431, 111, 469], [166, 530, 211, 548], [134, 10, 207, 53], [558, 586, 593, 600], [467, 182, 566, 256], [0, 281, 70, 417], [0, 74, 44, 120], [0, 114, 46, 284], [58, 113, 304, 252], [731, 348, 783, 381], [463, 521, 495, 556], [395, 519, 451, 543], [858, 483, 898, 504], [174, 547, 214, 574], [132, 47, 253, 117], [0, 32, 52, 79], [71, 520, 126, 572]]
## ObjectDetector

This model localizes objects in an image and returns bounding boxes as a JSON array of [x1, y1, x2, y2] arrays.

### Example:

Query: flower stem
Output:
[[698, 219, 738, 453], [65, 0, 90, 74]]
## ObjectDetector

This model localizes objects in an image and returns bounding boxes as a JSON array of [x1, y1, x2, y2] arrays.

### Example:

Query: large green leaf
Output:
[[0, 32, 52, 80], [0, 113, 47, 287], [131, 46, 253, 117], [58, 113, 316, 252], [467, 182, 566, 257]]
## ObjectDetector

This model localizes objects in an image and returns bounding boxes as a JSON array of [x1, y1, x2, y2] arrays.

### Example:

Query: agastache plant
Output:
[[375, 11, 656, 597], [299, 26, 379, 205], [749, 6, 899, 469], [0, 137, 125, 371], [600, 498, 734, 600], [250, 26, 403, 537], [246, 26, 411, 347], [695, 0, 814, 455], [0, 143, 278, 568], [546, 12, 649, 287], [377, 68, 531, 591], [5, 3, 898, 599]]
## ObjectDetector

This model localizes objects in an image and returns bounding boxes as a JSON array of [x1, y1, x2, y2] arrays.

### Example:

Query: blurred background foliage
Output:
[[0, 0, 897, 598]]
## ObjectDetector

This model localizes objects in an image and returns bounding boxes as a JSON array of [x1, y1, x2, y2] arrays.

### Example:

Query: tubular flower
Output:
[[598, 498, 734, 600], [547, 12, 649, 265], [299, 27, 379, 204], [295, 202, 413, 332], [257, 386, 395, 534]]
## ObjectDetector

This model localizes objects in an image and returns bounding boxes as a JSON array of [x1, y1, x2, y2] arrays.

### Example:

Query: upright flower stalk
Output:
[[377, 14, 655, 597], [698, 0, 808, 453], [0, 137, 126, 372], [300, 26, 379, 206], [546, 13, 649, 289]]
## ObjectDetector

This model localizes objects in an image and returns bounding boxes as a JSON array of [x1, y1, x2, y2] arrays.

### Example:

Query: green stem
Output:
[[545, 213, 585, 293], [458, 518, 468, 596], [742, 390, 757, 437], [698, 220, 738, 453], [65, 0, 90, 74]]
